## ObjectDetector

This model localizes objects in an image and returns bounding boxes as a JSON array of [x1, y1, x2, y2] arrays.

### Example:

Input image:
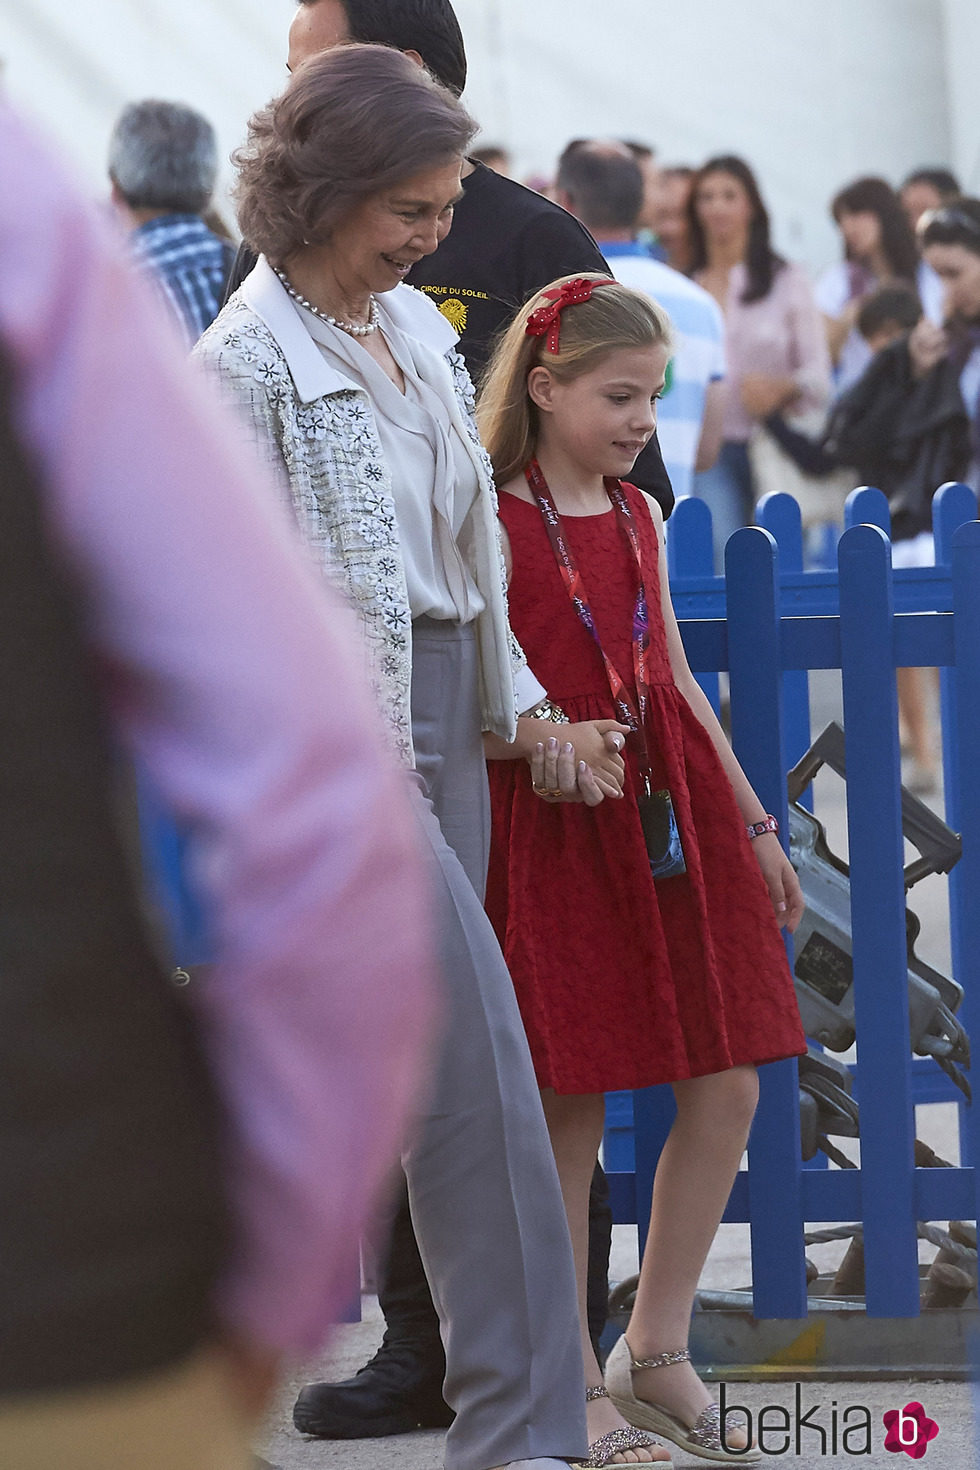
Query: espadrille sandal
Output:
[[604, 1337, 761, 1463], [578, 1384, 671, 1466]]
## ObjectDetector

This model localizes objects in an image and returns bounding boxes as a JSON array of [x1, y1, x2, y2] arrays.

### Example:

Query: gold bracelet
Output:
[[523, 697, 568, 724]]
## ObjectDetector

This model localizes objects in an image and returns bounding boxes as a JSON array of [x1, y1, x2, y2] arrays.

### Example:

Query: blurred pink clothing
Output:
[[0, 101, 434, 1358], [699, 260, 831, 442]]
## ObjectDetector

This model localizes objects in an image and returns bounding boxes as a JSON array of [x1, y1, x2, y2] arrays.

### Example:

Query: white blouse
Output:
[[301, 300, 485, 623]]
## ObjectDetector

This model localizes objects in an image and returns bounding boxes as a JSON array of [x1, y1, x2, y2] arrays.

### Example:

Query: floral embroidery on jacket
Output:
[[194, 297, 526, 765]]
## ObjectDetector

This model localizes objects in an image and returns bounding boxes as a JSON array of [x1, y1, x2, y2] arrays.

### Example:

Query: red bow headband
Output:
[[525, 276, 618, 354]]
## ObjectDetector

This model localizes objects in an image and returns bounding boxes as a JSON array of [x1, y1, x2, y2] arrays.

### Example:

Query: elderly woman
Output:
[[195, 43, 646, 1470]]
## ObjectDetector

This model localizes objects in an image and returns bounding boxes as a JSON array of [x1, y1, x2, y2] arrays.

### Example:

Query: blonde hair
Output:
[[477, 273, 674, 484]]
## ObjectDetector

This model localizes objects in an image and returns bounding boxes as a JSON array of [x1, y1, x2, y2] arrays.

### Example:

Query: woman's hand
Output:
[[751, 833, 805, 932], [529, 721, 629, 806]]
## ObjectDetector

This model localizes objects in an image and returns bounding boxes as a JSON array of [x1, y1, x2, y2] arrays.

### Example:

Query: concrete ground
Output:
[[256, 1300, 976, 1468], [257, 670, 977, 1468]]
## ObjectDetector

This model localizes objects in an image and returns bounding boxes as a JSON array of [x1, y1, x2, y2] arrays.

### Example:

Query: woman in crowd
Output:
[[194, 44, 632, 1470], [650, 166, 696, 275], [687, 155, 830, 568], [917, 198, 980, 480], [815, 175, 943, 394]]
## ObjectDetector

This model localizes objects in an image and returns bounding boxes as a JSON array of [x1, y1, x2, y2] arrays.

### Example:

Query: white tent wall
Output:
[[0, 0, 293, 215], [941, 0, 980, 191], [0, 1, 973, 276], [453, 0, 952, 270]]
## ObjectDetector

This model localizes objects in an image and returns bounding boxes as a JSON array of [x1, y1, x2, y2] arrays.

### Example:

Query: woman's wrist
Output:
[[522, 697, 568, 725], [513, 715, 569, 760], [484, 713, 569, 763]]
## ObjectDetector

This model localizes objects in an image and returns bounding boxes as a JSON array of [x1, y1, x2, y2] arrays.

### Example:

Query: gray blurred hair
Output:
[[557, 141, 643, 235], [109, 100, 220, 214]]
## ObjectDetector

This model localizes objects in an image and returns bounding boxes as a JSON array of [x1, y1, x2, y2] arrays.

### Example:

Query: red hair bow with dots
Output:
[[524, 276, 617, 354]]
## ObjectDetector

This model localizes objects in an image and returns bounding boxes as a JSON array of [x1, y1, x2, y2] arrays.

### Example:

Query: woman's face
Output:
[[300, 157, 464, 296], [693, 171, 755, 249], [924, 241, 980, 321], [651, 173, 693, 257], [837, 208, 882, 261]]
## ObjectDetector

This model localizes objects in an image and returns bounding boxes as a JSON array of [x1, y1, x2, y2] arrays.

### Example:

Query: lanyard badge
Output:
[[525, 460, 686, 881]]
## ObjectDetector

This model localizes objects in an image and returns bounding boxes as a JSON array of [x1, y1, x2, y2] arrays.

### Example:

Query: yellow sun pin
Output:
[[439, 298, 468, 333]]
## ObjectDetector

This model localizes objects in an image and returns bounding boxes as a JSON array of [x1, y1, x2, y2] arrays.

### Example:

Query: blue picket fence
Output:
[[142, 480, 980, 1325], [604, 483, 980, 1320]]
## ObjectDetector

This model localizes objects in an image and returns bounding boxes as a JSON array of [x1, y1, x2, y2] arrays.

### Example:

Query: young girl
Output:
[[478, 275, 807, 1467]]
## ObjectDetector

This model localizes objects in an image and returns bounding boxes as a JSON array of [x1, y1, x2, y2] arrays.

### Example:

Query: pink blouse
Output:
[[698, 260, 831, 442]]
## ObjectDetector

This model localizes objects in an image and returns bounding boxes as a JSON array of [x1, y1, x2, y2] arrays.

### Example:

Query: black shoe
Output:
[[293, 1337, 453, 1439]]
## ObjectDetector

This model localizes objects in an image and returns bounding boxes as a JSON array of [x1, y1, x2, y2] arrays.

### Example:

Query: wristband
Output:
[[747, 814, 779, 840]]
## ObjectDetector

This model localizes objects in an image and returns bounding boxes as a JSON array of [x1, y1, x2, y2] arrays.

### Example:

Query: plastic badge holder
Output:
[[639, 788, 686, 881]]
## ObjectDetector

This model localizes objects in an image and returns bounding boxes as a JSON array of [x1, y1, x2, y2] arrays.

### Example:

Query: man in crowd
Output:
[[0, 99, 433, 1469], [557, 140, 725, 500], [109, 98, 236, 342]]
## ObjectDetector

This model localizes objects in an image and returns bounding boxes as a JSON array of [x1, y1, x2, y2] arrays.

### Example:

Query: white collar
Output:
[[241, 257, 459, 404]]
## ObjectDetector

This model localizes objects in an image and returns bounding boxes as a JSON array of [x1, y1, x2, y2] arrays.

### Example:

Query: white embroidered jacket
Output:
[[194, 259, 543, 766]]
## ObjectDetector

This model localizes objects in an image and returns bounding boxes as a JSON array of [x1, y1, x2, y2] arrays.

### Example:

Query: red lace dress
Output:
[[486, 484, 806, 1095]]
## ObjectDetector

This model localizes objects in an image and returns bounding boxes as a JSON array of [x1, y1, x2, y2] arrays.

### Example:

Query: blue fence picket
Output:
[[844, 485, 891, 534], [756, 493, 813, 809], [951, 520, 980, 1232], [838, 524, 920, 1314], [726, 526, 807, 1318], [935, 483, 979, 1030], [665, 495, 721, 715]]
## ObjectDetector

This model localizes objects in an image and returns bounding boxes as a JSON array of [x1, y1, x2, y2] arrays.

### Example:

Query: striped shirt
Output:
[[130, 213, 235, 345], [601, 243, 726, 500]]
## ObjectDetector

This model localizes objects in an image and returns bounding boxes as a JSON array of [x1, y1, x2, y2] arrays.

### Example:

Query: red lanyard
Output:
[[524, 458, 655, 791]]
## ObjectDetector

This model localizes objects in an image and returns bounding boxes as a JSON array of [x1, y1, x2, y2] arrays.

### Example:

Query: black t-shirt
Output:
[[222, 162, 673, 513], [408, 162, 607, 380], [409, 165, 671, 514]]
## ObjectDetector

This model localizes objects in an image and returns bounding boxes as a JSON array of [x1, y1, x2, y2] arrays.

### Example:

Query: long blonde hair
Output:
[[477, 273, 674, 484]]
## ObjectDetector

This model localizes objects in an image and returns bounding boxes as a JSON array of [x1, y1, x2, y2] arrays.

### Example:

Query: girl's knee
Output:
[[727, 1065, 760, 1124], [678, 1065, 759, 1129]]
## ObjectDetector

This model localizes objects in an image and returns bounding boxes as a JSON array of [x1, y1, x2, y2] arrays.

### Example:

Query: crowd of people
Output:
[[2, 2, 977, 1468], [504, 142, 976, 793]]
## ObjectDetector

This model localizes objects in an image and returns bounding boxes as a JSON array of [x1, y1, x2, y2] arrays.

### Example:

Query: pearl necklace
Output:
[[274, 267, 380, 336]]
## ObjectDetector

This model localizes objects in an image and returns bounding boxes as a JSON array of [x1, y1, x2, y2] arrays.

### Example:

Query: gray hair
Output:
[[235, 44, 476, 262], [557, 142, 644, 235], [109, 100, 220, 215]]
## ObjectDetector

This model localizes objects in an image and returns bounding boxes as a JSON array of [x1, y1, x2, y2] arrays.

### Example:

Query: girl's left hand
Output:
[[751, 833, 805, 932]]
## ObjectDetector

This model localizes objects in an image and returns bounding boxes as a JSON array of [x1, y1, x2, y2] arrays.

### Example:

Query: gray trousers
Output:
[[404, 619, 586, 1470]]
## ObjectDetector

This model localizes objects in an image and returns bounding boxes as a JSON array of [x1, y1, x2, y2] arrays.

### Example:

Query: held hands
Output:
[[751, 832, 805, 932], [530, 720, 630, 807]]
